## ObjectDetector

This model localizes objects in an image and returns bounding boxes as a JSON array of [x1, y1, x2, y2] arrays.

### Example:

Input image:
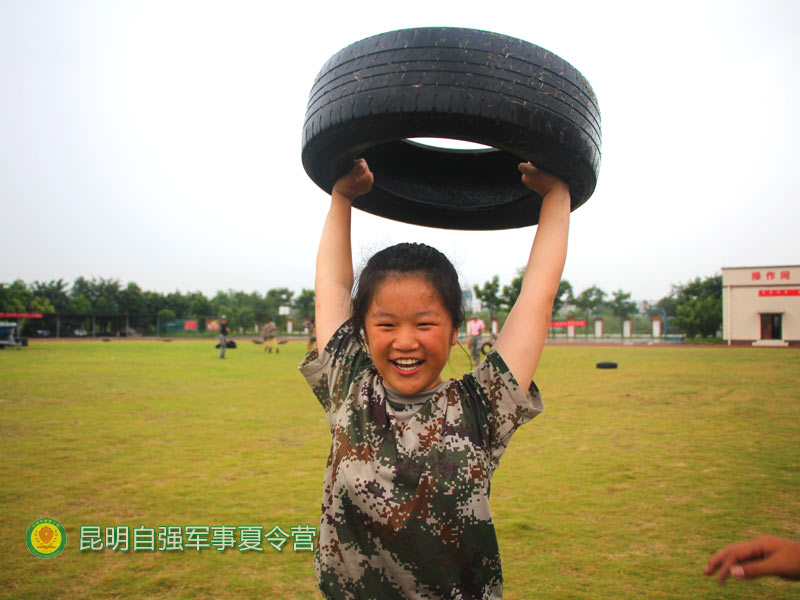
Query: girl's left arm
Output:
[[492, 163, 571, 390]]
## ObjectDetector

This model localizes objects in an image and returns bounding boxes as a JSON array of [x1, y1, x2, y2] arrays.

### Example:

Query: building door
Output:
[[760, 314, 782, 340]]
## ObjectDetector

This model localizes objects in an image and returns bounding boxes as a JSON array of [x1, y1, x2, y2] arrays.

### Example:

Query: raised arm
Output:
[[315, 159, 374, 351], [492, 162, 570, 389]]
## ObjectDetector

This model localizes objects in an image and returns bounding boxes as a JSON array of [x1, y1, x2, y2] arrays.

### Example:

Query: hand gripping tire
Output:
[[302, 27, 601, 230]]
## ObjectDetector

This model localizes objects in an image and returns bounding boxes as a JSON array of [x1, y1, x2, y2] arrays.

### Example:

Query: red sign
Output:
[[550, 320, 587, 327], [0, 312, 43, 318], [759, 289, 799, 297], [183, 320, 198, 331], [752, 270, 791, 281]]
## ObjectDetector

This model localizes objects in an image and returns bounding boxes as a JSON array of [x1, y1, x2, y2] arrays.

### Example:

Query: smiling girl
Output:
[[299, 158, 570, 599]]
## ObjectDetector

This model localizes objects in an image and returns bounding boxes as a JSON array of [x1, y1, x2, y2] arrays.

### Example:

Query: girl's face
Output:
[[364, 275, 458, 396]]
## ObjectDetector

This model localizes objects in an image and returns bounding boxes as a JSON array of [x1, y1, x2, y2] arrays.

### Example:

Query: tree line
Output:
[[2, 271, 722, 339], [0, 277, 316, 336], [473, 270, 722, 338]]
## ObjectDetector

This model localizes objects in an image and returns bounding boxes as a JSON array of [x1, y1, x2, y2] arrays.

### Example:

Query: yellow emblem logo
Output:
[[27, 518, 66, 558]]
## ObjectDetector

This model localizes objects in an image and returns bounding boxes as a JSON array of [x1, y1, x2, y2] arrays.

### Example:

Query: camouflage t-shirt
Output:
[[299, 321, 543, 599]]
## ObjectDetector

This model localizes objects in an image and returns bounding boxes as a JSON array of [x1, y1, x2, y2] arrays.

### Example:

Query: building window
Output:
[[760, 313, 783, 340]]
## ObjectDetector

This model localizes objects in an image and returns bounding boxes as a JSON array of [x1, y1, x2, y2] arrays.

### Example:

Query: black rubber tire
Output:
[[302, 27, 601, 230], [481, 341, 494, 356], [596, 361, 618, 369]]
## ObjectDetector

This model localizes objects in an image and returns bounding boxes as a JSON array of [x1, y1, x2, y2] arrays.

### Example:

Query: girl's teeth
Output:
[[394, 359, 421, 370]]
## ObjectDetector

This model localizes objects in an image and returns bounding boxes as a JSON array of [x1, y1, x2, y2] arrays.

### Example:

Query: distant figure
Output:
[[219, 316, 230, 359], [468, 315, 486, 364], [263, 318, 278, 353], [305, 317, 316, 353], [705, 534, 800, 583]]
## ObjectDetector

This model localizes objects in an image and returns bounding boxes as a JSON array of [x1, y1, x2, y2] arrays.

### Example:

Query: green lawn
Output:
[[1, 339, 798, 599]]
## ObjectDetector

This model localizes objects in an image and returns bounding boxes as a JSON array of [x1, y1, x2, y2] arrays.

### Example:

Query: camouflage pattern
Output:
[[299, 321, 543, 599]]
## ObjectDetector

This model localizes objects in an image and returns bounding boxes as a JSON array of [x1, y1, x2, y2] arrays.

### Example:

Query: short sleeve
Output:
[[465, 348, 544, 472], [298, 320, 373, 430]]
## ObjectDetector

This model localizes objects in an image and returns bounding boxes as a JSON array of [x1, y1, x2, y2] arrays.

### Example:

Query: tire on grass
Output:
[[596, 361, 618, 369]]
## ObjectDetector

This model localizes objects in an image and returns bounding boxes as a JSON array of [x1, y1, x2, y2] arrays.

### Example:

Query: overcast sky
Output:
[[2, 0, 798, 303]]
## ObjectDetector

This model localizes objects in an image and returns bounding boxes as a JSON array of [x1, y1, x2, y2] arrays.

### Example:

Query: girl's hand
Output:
[[518, 162, 569, 197], [333, 158, 374, 201]]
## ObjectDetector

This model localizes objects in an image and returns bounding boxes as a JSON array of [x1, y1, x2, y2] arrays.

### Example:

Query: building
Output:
[[721, 265, 800, 346]]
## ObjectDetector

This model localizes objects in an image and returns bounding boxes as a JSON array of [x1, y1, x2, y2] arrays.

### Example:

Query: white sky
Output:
[[2, 0, 799, 303]]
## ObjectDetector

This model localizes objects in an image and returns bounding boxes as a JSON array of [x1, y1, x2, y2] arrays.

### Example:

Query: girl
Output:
[[300, 158, 570, 599]]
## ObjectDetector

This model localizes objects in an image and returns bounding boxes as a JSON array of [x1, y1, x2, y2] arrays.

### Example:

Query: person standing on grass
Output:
[[468, 314, 486, 365], [305, 317, 316, 353], [263, 317, 278, 353], [299, 157, 570, 599], [219, 316, 229, 359]]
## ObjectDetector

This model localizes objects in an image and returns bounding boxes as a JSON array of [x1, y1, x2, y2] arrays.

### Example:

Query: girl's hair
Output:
[[352, 243, 464, 341]]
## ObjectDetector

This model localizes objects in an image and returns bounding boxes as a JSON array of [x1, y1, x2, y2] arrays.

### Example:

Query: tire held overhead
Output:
[[302, 27, 601, 230]]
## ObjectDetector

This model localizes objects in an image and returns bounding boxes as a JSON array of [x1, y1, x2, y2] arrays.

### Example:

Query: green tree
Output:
[[294, 288, 316, 321], [265, 288, 294, 314], [143, 290, 166, 316], [157, 308, 176, 336], [165, 291, 190, 317], [609, 290, 637, 319], [654, 295, 678, 318], [29, 296, 55, 314], [187, 291, 212, 318], [609, 289, 638, 335], [573, 285, 607, 316], [474, 276, 502, 321], [67, 294, 92, 315], [501, 268, 525, 310], [31, 279, 70, 313], [0, 280, 32, 312], [119, 283, 146, 315], [674, 275, 722, 338], [552, 280, 574, 316], [71, 276, 97, 305]]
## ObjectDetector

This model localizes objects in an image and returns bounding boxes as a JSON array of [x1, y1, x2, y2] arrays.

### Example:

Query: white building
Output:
[[721, 265, 800, 346]]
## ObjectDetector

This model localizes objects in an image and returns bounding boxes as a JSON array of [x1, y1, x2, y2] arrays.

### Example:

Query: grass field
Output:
[[1, 338, 799, 599]]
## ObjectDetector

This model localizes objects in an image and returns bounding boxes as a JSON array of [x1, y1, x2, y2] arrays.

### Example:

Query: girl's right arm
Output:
[[315, 159, 374, 351]]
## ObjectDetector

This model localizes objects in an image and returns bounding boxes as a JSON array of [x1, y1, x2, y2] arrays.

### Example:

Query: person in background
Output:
[[219, 316, 229, 359], [305, 317, 316, 353], [263, 318, 278, 353], [468, 314, 486, 365]]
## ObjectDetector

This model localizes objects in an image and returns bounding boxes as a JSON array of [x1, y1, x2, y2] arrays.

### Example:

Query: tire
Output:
[[596, 361, 618, 369], [302, 27, 601, 230]]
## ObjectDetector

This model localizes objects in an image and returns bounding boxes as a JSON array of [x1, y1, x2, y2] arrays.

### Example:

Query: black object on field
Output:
[[302, 27, 601, 230], [215, 340, 238, 349], [596, 361, 618, 369]]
